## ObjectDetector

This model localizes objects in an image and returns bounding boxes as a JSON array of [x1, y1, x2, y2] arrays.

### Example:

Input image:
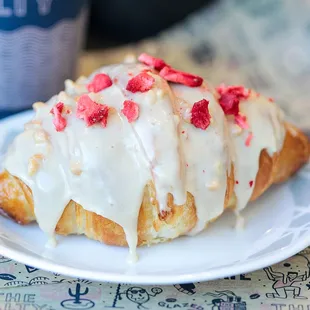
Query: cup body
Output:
[[0, 0, 88, 117]]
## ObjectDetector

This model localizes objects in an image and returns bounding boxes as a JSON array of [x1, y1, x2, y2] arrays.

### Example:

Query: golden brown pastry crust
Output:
[[0, 122, 309, 246]]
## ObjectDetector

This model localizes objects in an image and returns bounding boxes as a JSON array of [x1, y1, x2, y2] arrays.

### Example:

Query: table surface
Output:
[[0, 249, 309, 309], [2, 0, 310, 308]]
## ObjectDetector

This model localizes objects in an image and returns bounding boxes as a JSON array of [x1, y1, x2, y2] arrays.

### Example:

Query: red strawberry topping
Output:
[[121, 100, 139, 123], [245, 132, 253, 147], [234, 114, 249, 129], [50, 102, 64, 114], [76, 94, 109, 127], [87, 73, 113, 93], [159, 66, 203, 87], [249, 180, 254, 187], [126, 72, 155, 93], [138, 53, 167, 71], [190, 99, 211, 130], [50, 102, 67, 132], [216, 84, 250, 116]]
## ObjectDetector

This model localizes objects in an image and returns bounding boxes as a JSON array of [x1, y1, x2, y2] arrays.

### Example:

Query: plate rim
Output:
[[0, 111, 309, 285], [0, 236, 309, 285]]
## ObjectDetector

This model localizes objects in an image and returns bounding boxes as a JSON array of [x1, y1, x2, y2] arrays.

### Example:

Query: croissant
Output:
[[0, 54, 309, 259]]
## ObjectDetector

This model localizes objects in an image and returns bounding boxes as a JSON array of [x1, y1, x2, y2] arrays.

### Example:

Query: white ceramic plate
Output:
[[0, 111, 310, 285]]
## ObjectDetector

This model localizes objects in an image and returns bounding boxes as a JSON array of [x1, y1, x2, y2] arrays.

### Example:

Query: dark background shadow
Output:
[[86, 0, 216, 48]]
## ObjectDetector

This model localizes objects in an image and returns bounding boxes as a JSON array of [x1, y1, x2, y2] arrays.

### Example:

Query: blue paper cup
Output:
[[0, 0, 88, 118]]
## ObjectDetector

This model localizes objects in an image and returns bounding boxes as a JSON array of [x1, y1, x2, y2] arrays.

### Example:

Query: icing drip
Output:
[[46, 234, 57, 248], [229, 94, 285, 210], [172, 84, 230, 235], [3, 63, 286, 258], [234, 210, 245, 231]]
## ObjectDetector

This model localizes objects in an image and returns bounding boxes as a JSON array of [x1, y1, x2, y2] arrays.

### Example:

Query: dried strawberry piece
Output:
[[126, 72, 155, 93], [138, 53, 167, 71], [245, 132, 253, 147], [53, 115, 67, 132], [190, 99, 211, 130], [76, 94, 109, 127], [234, 114, 249, 129], [50, 102, 64, 114], [87, 73, 113, 93], [249, 180, 254, 187], [121, 100, 139, 123], [216, 84, 250, 116], [50, 102, 71, 115], [159, 66, 203, 87], [50, 102, 67, 132]]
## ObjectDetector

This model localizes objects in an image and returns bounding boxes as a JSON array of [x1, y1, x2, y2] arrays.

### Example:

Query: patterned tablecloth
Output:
[[1, 252, 310, 309], [2, 0, 310, 309]]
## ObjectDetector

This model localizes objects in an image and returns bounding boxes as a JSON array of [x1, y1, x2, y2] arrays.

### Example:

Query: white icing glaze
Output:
[[234, 210, 245, 231], [172, 84, 230, 234], [83, 64, 186, 210], [229, 94, 285, 210], [3, 63, 286, 257], [4, 64, 187, 255], [5, 91, 151, 257], [46, 235, 57, 248]]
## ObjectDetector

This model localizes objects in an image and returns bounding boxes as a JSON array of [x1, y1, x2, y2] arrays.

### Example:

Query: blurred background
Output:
[[86, 0, 215, 48], [0, 0, 310, 129]]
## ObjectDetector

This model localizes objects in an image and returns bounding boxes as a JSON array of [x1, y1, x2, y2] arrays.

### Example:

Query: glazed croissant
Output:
[[0, 54, 309, 256]]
